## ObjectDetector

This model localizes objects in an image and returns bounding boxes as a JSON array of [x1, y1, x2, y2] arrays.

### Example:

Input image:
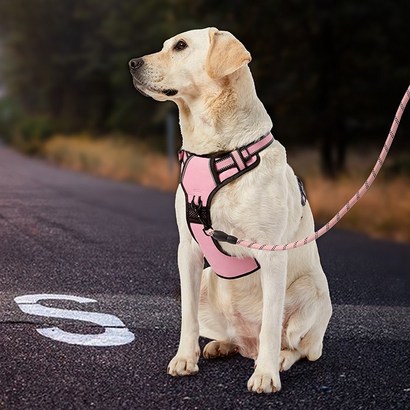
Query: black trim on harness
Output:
[[214, 261, 261, 280], [297, 177, 307, 206]]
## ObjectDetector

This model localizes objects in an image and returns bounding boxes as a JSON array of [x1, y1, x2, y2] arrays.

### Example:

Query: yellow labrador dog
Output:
[[129, 27, 332, 393]]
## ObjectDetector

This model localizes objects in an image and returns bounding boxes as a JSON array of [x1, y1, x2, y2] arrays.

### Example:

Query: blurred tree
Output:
[[0, 0, 408, 172], [0, 0, 179, 136], [158, 0, 410, 176]]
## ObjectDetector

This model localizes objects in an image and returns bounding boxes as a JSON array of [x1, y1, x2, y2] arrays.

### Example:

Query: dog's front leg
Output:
[[247, 252, 287, 393], [167, 239, 203, 376]]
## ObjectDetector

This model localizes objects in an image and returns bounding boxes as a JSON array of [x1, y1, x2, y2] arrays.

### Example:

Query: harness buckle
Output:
[[190, 197, 212, 230]]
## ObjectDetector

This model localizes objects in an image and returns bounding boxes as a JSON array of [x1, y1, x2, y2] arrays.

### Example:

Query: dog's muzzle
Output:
[[129, 57, 178, 97], [129, 58, 150, 96]]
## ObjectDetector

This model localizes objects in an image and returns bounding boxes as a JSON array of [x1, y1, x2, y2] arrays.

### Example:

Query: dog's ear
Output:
[[206, 28, 252, 79]]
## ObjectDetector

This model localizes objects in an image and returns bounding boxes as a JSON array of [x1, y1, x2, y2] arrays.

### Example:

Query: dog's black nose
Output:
[[129, 58, 144, 71]]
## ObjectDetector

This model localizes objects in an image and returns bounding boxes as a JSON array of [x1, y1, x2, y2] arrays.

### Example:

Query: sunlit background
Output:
[[0, 0, 409, 241]]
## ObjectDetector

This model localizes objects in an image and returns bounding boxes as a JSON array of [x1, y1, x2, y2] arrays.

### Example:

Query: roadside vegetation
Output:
[[42, 134, 179, 191], [40, 134, 410, 243], [289, 148, 410, 243]]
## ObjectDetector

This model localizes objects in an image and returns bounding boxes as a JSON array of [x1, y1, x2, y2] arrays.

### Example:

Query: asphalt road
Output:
[[0, 146, 409, 410]]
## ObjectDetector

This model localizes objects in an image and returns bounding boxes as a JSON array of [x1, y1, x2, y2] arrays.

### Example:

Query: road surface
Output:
[[0, 146, 409, 409]]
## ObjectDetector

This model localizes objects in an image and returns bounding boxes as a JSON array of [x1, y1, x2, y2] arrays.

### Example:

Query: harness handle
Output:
[[205, 86, 410, 251]]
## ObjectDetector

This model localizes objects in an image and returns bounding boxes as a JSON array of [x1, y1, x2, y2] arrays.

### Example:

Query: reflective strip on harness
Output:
[[179, 133, 274, 279]]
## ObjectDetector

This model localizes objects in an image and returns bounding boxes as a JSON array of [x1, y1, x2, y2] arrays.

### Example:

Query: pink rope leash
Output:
[[207, 86, 410, 251]]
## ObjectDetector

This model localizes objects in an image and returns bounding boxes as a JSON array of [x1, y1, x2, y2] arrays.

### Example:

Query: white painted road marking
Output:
[[14, 294, 135, 346], [7, 293, 410, 346]]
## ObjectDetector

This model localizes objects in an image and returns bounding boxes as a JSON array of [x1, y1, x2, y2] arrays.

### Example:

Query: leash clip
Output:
[[211, 230, 238, 245]]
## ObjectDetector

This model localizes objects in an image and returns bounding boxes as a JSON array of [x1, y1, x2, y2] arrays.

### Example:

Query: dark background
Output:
[[0, 0, 409, 177]]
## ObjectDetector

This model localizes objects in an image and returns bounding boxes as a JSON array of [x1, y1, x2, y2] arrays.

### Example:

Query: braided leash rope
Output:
[[207, 86, 410, 251]]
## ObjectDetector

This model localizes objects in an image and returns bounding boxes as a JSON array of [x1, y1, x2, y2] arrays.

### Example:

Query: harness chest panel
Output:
[[179, 133, 274, 279]]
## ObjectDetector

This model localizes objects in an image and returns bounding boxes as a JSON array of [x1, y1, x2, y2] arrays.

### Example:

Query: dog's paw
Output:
[[279, 349, 302, 372], [167, 355, 199, 377], [247, 368, 281, 393], [203, 340, 238, 359]]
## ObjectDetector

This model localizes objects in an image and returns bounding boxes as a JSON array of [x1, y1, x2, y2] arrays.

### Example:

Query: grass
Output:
[[42, 134, 179, 191], [41, 134, 410, 243]]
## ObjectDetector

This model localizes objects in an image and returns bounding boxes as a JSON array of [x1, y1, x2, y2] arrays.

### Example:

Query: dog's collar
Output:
[[178, 132, 274, 163]]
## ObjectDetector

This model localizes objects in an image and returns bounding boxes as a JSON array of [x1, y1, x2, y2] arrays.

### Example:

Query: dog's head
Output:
[[129, 27, 251, 102]]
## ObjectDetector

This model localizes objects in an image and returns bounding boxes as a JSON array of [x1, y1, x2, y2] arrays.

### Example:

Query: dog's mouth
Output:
[[131, 75, 178, 98], [163, 89, 178, 96]]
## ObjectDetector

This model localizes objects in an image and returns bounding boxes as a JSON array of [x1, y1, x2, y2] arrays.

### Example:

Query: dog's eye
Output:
[[173, 40, 188, 51]]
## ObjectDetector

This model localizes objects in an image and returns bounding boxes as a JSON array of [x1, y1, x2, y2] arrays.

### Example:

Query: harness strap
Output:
[[180, 133, 274, 188], [213, 133, 274, 181], [179, 132, 273, 164], [179, 132, 274, 279]]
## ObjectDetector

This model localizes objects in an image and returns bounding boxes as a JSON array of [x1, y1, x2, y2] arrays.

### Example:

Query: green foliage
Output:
[[0, 0, 409, 161], [13, 115, 54, 154], [0, 97, 21, 142], [0, 0, 190, 136]]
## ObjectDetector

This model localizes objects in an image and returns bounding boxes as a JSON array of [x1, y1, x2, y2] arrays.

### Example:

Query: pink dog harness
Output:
[[179, 133, 275, 279]]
